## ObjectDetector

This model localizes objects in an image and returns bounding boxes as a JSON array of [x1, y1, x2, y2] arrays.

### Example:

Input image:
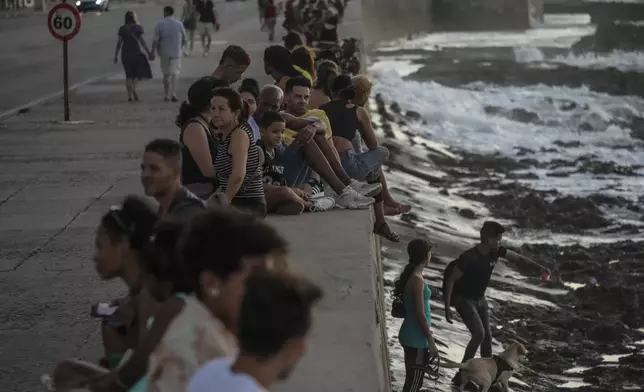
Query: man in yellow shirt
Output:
[[282, 77, 381, 198], [251, 84, 376, 210]]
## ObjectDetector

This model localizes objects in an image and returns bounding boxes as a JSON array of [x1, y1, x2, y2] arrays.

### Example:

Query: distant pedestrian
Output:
[[195, 0, 220, 56], [262, 0, 277, 42], [181, 0, 197, 55], [114, 11, 153, 102], [153, 6, 187, 102]]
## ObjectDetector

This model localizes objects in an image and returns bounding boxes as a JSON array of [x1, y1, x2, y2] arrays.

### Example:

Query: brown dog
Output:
[[441, 341, 528, 392]]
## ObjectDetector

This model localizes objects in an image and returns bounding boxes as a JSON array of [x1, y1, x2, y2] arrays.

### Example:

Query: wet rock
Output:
[[460, 188, 611, 233], [554, 140, 583, 148], [586, 322, 627, 343], [458, 208, 476, 219], [510, 107, 541, 124], [404, 110, 422, 121]]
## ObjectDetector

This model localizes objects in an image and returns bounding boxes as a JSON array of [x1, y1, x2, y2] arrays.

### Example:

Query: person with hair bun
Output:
[[263, 45, 300, 93], [309, 59, 339, 109], [146, 208, 288, 391], [46, 196, 161, 388], [176, 77, 226, 199], [212, 87, 266, 217], [290, 46, 316, 84], [394, 238, 439, 392], [350, 74, 412, 217], [321, 74, 403, 241]]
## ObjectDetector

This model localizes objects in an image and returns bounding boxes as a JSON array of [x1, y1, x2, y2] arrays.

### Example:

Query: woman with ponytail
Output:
[[211, 87, 267, 217], [46, 196, 161, 389], [394, 238, 439, 392], [263, 45, 300, 93], [177, 77, 227, 199], [309, 59, 339, 109], [291, 45, 317, 84], [321, 74, 402, 242]]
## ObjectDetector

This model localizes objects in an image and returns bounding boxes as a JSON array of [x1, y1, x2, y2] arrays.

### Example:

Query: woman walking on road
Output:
[[114, 11, 153, 102]]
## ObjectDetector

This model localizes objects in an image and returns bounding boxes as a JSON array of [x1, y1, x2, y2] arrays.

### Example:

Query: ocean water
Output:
[[371, 14, 644, 392]]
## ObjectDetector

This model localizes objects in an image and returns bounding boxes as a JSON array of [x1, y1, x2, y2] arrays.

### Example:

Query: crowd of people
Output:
[[45, 1, 420, 392], [72, 1, 562, 392]]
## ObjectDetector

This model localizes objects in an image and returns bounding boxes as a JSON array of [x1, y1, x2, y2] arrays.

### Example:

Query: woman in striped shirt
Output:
[[211, 87, 267, 218]]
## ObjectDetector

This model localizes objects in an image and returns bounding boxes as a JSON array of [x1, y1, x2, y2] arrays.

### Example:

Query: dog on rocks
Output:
[[441, 341, 528, 392]]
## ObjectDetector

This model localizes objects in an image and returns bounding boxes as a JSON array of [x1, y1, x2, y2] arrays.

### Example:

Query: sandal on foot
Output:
[[384, 202, 412, 216], [373, 222, 400, 242]]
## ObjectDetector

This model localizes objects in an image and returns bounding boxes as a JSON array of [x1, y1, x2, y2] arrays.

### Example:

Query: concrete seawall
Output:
[[361, 0, 433, 50], [275, 2, 392, 391]]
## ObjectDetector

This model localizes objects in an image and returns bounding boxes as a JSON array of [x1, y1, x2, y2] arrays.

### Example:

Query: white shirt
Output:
[[248, 116, 260, 144], [146, 296, 237, 392], [188, 358, 267, 392]]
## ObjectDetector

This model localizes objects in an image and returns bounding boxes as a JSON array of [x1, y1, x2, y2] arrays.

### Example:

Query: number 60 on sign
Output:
[[47, 3, 82, 41]]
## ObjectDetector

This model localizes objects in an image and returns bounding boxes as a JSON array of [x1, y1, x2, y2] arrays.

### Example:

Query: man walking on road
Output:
[[153, 6, 187, 102], [195, 0, 219, 56], [443, 221, 550, 385]]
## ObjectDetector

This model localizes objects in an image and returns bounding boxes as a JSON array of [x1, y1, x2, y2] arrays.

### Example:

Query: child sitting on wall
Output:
[[257, 111, 335, 214]]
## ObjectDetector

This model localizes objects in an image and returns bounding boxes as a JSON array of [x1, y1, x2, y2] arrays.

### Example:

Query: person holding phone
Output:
[[394, 238, 439, 392]]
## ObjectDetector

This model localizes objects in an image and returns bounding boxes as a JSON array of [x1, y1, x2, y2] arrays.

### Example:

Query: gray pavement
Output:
[[0, 3, 271, 390], [0, 1, 384, 391], [0, 0, 260, 115]]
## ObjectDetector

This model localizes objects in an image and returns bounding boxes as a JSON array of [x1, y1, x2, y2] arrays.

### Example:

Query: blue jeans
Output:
[[339, 146, 389, 182], [279, 143, 312, 187]]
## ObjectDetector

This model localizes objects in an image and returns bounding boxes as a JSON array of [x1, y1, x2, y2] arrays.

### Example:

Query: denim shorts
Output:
[[339, 146, 389, 182], [278, 143, 312, 187]]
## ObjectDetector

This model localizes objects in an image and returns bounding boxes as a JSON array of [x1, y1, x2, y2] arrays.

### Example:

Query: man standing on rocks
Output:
[[443, 221, 550, 385]]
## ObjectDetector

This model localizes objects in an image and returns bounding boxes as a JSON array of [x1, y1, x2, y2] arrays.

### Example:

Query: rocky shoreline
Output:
[[374, 93, 644, 391]]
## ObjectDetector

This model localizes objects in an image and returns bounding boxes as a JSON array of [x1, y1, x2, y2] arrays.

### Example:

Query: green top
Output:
[[398, 280, 432, 348]]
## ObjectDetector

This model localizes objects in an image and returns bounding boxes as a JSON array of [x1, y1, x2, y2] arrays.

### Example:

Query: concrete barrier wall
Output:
[[360, 0, 433, 50], [432, 0, 543, 31]]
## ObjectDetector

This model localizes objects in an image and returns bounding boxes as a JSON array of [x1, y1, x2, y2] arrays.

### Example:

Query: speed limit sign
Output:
[[47, 3, 82, 41]]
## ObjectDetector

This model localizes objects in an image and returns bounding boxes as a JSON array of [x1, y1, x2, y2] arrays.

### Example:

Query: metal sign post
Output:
[[47, 0, 82, 121]]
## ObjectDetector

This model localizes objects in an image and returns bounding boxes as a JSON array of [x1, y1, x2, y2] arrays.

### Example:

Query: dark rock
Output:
[[458, 208, 476, 219]]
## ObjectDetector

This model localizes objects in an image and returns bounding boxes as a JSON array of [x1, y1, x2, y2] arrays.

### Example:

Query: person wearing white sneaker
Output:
[[257, 111, 336, 214], [251, 85, 374, 209], [321, 74, 402, 242], [282, 77, 382, 199]]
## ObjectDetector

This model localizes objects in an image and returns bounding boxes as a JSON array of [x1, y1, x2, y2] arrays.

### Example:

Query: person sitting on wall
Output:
[[282, 77, 381, 199], [253, 84, 374, 209], [256, 111, 335, 214]]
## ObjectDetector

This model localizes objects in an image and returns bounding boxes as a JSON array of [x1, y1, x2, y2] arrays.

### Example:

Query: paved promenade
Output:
[[0, 1, 390, 391]]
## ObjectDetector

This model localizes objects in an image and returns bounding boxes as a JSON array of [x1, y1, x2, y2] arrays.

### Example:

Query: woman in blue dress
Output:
[[114, 11, 153, 102], [394, 238, 440, 392]]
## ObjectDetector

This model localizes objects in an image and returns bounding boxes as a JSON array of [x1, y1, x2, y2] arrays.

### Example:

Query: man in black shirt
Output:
[[141, 138, 205, 221], [443, 221, 549, 384], [196, 0, 219, 56]]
